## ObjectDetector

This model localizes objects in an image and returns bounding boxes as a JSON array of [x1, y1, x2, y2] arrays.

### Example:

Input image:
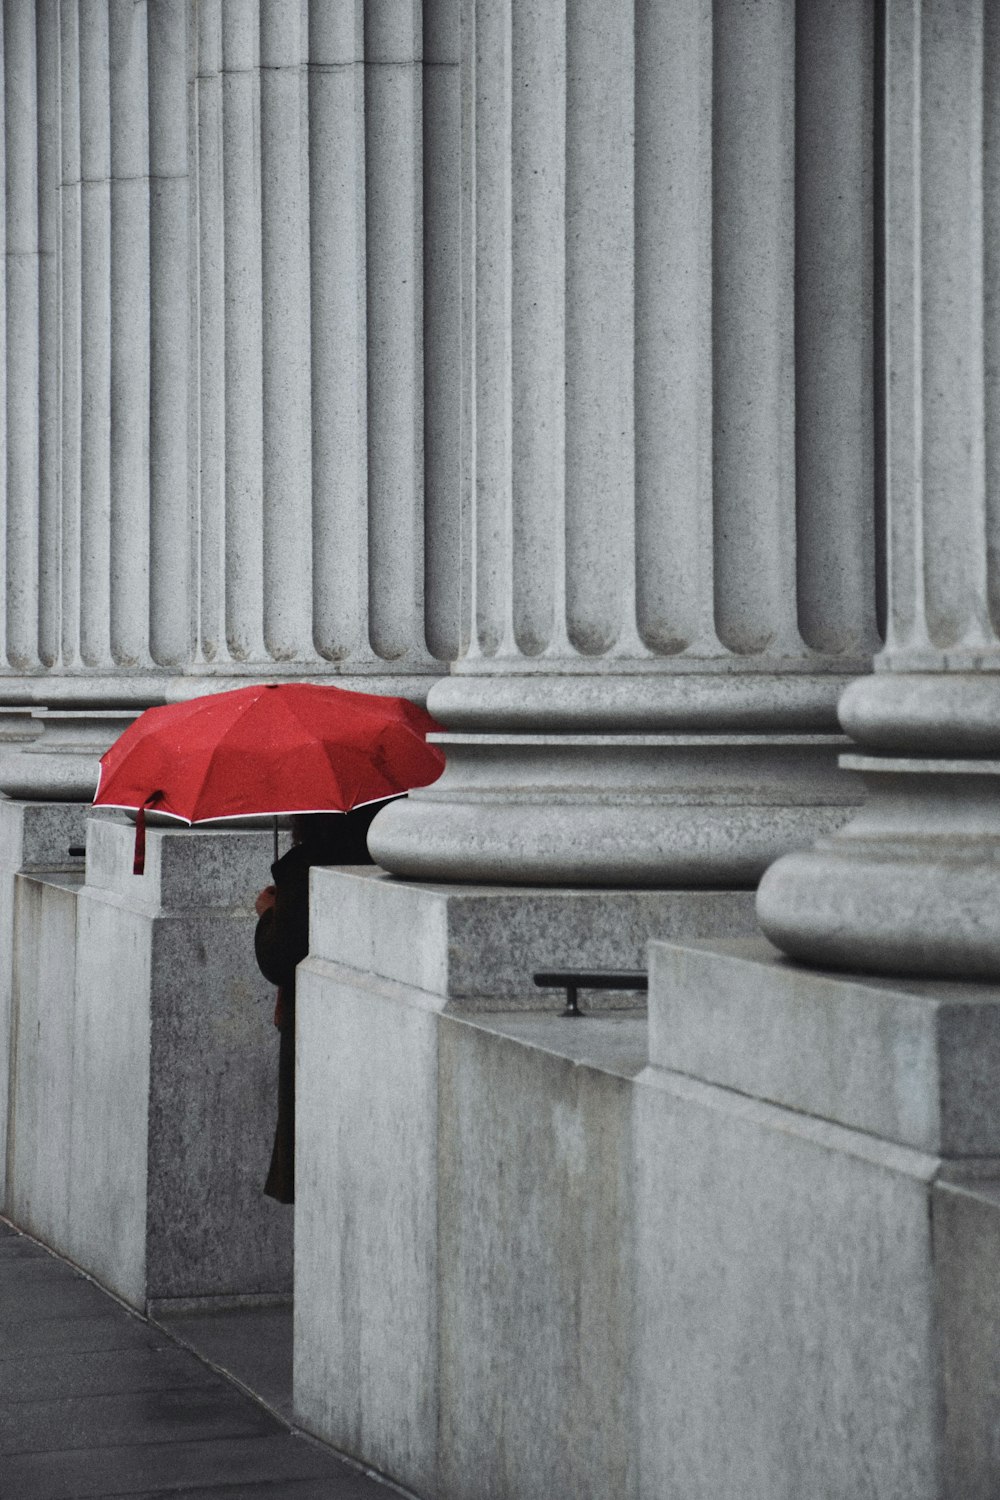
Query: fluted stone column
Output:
[[758, 0, 1000, 978], [371, 0, 880, 886], [0, 0, 462, 801], [4, 0, 41, 673]]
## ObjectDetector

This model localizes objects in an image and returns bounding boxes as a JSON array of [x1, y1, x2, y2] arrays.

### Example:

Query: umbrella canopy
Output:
[[94, 682, 445, 871]]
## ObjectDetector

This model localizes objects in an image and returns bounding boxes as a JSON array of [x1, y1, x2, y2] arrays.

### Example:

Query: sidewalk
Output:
[[0, 1219, 398, 1499]]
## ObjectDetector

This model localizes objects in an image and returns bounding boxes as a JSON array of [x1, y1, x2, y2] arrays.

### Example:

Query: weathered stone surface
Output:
[[295, 947, 644, 1500], [635, 1067, 942, 1500], [934, 1176, 1000, 1500], [295, 957, 441, 1494], [437, 1012, 642, 1500], [6, 817, 291, 1309], [638, 936, 1000, 1499], [0, 800, 87, 1211], [310, 866, 758, 1006], [8, 873, 82, 1251], [648, 937, 1000, 1155]]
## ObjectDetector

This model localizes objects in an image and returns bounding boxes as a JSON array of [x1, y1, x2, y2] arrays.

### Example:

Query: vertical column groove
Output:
[[59, 0, 81, 670], [5, 0, 41, 669], [423, 0, 463, 663], [221, 0, 262, 662], [364, 0, 426, 662], [510, 0, 565, 657], [195, 0, 225, 663], [78, 0, 111, 668], [882, 0, 925, 655], [794, 0, 876, 656], [148, 0, 192, 667], [108, 0, 151, 667], [918, 0, 995, 651], [634, 0, 715, 657], [37, 0, 61, 669], [309, 1, 369, 662], [261, 0, 312, 661], [712, 0, 799, 656], [985, 0, 1000, 636], [468, 0, 513, 658], [565, 0, 636, 657]]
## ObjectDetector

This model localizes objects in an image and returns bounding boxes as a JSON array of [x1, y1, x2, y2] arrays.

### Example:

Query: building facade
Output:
[[2, 2, 999, 1497]]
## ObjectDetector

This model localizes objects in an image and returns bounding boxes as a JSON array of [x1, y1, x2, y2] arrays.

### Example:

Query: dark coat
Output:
[[254, 844, 314, 996], [253, 814, 378, 1204]]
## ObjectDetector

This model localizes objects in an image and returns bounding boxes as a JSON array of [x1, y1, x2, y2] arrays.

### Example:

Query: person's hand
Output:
[[255, 885, 276, 916]]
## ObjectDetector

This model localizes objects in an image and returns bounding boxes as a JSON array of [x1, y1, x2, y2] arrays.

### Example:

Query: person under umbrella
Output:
[[253, 804, 388, 1204], [93, 682, 445, 1205]]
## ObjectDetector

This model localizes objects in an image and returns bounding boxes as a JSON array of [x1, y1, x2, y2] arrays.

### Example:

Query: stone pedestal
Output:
[[0, 799, 87, 1209], [293, 868, 758, 1496], [308, 865, 757, 1003], [635, 937, 1000, 1499], [5, 816, 291, 1311], [758, 0, 1000, 979], [7, 869, 85, 1255]]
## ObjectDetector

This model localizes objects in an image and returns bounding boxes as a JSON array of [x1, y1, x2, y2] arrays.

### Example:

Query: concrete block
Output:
[[634, 1068, 942, 1500], [648, 936, 1000, 1154], [8, 874, 82, 1251], [294, 957, 442, 1493], [934, 1175, 1000, 1500], [437, 1011, 643, 1500], [638, 937, 1000, 1498], [7, 816, 291, 1309], [144, 905, 291, 1301], [294, 947, 645, 1500], [85, 810, 274, 908], [0, 801, 87, 1211], [309, 866, 757, 1006], [67, 883, 154, 1308]]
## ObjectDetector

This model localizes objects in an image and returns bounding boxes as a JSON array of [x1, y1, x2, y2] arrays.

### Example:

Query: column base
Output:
[[0, 709, 141, 800], [370, 732, 860, 886], [757, 755, 1000, 979], [840, 668, 1000, 753]]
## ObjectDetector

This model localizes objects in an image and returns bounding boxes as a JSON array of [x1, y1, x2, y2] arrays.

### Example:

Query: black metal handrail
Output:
[[532, 969, 648, 1018]]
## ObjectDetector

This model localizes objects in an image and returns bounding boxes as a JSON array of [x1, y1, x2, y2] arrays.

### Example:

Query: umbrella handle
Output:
[[133, 791, 164, 876]]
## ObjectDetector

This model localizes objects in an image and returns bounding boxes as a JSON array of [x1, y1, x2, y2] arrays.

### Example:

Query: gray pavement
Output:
[[0, 1219, 397, 1499], [155, 1305, 296, 1427]]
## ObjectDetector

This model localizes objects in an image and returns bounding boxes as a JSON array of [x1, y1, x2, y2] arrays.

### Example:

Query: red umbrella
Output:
[[94, 682, 445, 873]]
